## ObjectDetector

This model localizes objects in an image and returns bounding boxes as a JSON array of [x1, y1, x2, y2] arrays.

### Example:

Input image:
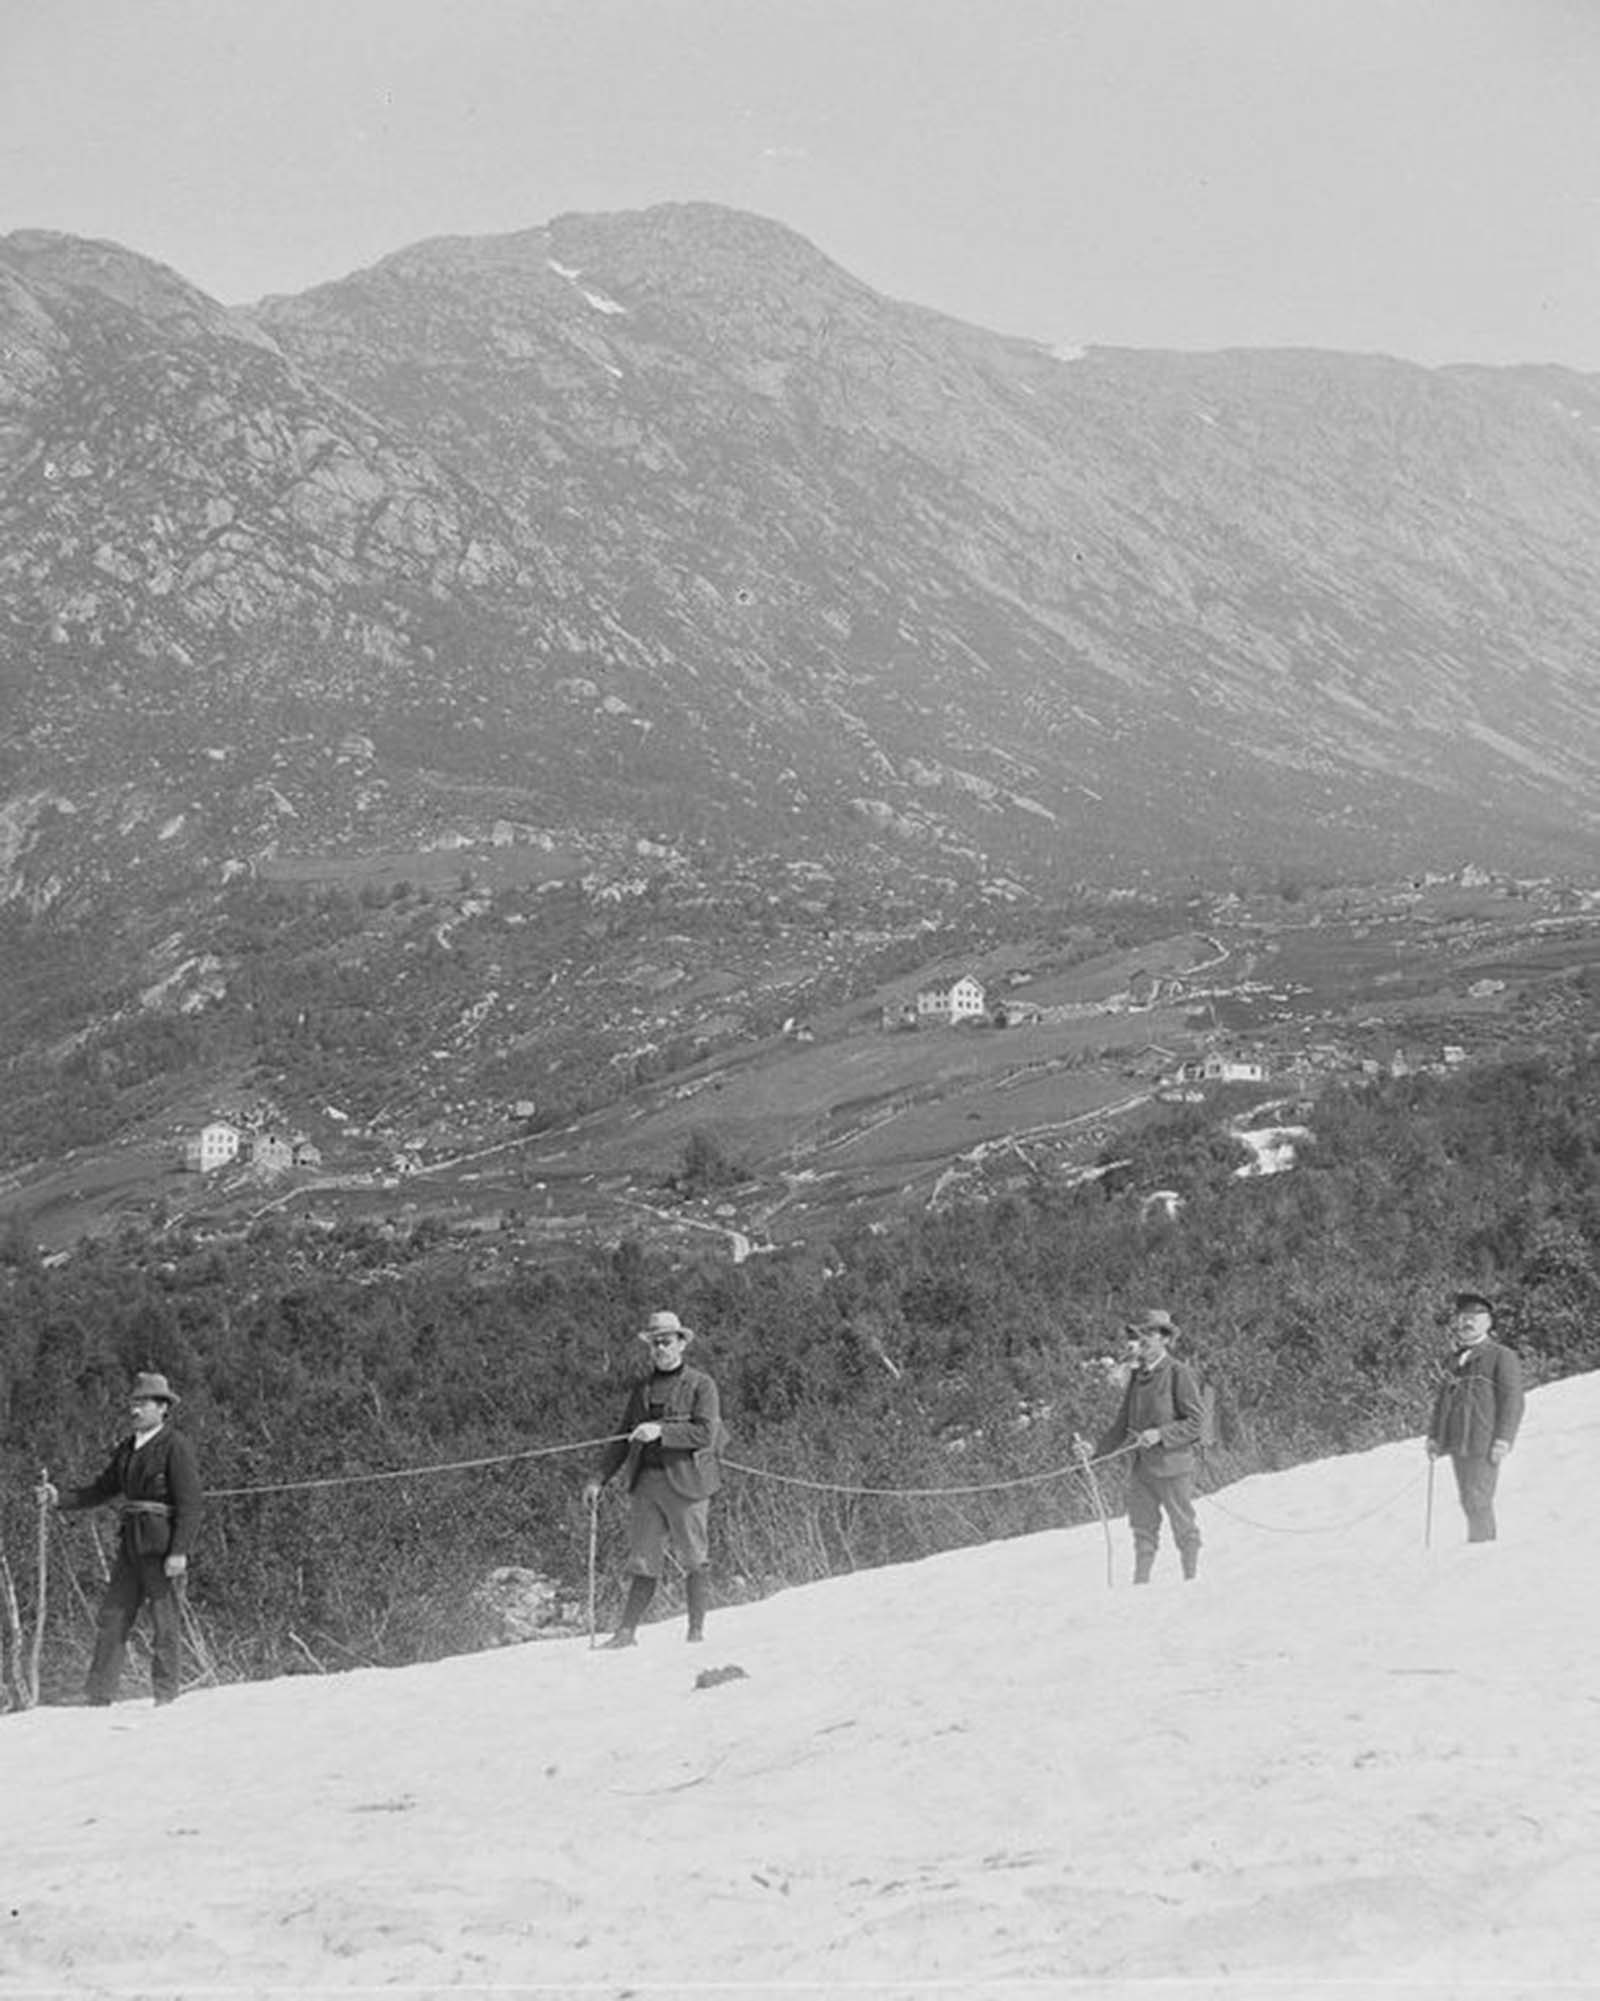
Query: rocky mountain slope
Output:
[[253, 205, 1600, 883], [6, 206, 1600, 911], [4, 203, 1600, 1159]]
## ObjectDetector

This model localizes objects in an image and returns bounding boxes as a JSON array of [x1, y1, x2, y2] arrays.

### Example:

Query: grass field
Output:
[[8, 894, 1598, 1261], [257, 844, 586, 891]]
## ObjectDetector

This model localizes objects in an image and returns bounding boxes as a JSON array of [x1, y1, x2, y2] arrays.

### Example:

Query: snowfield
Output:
[[4, 1375, 1598, 1998]]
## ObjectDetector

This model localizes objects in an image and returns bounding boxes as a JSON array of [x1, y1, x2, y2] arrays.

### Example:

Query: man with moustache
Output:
[[1427, 1291, 1525, 1543], [37, 1371, 203, 1706], [584, 1310, 723, 1647], [1078, 1308, 1204, 1584]]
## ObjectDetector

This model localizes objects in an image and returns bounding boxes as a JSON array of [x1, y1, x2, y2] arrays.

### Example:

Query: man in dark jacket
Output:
[[1080, 1309, 1204, 1584], [583, 1310, 723, 1647], [38, 1371, 203, 1705], [1428, 1292, 1525, 1543]]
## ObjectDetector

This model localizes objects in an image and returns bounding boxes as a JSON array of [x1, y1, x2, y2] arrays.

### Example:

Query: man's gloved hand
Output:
[[34, 1479, 59, 1508], [630, 1422, 663, 1444], [1137, 1428, 1163, 1448], [1489, 1439, 1511, 1465], [581, 1479, 602, 1507], [1425, 1441, 1441, 1459], [163, 1553, 187, 1580]]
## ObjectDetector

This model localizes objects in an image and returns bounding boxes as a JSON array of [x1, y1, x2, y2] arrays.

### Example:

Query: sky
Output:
[[4, 1371, 1596, 1991], [3, 0, 1600, 369]]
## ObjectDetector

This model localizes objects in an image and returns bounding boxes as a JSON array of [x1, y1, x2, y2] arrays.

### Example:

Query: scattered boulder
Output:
[[467, 1566, 580, 1645]]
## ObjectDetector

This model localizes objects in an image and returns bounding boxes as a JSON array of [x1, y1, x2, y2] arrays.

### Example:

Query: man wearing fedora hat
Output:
[[37, 1371, 203, 1706], [1078, 1309, 1205, 1584], [1427, 1292, 1525, 1543], [583, 1311, 724, 1647]]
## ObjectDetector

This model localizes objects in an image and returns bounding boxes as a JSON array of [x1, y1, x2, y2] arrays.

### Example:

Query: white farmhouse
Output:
[[915, 975, 987, 1025], [183, 1120, 242, 1173], [1201, 1054, 1267, 1084], [1163, 1054, 1267, 1088]]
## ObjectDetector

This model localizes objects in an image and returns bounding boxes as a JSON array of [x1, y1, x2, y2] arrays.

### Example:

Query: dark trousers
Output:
[[87, 1548, 183, 1704], [624, 1469, 711, 1578], [1450, 1455, 1501, 1543], [1127, 1464, 1201, 1576]]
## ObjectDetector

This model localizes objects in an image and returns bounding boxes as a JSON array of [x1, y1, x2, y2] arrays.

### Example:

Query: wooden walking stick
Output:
[[585, 1490, 600, 1649], [1424, 1452, 1436, 1550], [29, 1466, 50, 1708]]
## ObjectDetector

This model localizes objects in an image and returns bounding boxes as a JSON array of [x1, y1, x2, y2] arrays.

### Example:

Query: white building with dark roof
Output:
[[915, 975, 987, 1025], [183, 1120, 242, 1173]]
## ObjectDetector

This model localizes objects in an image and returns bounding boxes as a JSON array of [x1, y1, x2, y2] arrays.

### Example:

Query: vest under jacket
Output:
[[61, 1425, 204, 1559], [1095, 1356, 1204, 1478], [599, 1364, 724, 1500], [1428, 1340, 1525, 1459]]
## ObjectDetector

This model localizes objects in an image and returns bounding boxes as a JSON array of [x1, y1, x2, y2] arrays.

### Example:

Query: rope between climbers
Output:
[[201, 1435, 1136, 1504], [1197, 1466, 1426, 1534], [204, 1432, 631, 1499], [718, 1441, 1136, 1500], [196, 1425, 1422, 1534]]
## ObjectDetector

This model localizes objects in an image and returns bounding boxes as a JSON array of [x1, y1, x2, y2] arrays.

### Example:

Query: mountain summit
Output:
[[5, 201, 1600, 929]]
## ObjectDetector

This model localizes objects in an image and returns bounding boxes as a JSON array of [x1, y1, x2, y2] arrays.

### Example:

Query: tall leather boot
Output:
[[601, 1575, 656, 1648], [1181, 1545, 1200, 1581], [685, 1569, 710, 1643], [1132, 1549, 1155, 1586]]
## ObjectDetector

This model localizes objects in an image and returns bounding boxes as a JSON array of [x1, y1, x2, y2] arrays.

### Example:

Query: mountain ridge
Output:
[[8, 203, 1600, 908]]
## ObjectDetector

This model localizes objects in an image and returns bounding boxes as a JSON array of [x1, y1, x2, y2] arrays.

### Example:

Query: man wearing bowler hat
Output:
[[584, 1310, 724, 1647], [1427, 1291, 1525, 1543], [37, 1371, 203, 1706], [1078, 1309, 1204, 1584]]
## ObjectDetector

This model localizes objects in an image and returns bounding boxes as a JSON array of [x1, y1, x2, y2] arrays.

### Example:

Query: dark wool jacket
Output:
[[597, 1364, 723, 1500], [60, 1424, 204, 1560], [1429, 1339, 1525, 1460], [1094, 1357, 1204, 1478]]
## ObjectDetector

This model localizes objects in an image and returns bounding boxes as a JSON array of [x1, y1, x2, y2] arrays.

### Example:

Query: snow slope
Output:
[[4, 1375, 1598, 1998]]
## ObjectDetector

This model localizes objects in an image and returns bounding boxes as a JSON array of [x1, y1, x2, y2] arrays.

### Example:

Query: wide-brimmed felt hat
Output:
[[129, 1371, 179, 1406], [636, 1309, 695, 1345], [1124, 1308, 1178, 1338]]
